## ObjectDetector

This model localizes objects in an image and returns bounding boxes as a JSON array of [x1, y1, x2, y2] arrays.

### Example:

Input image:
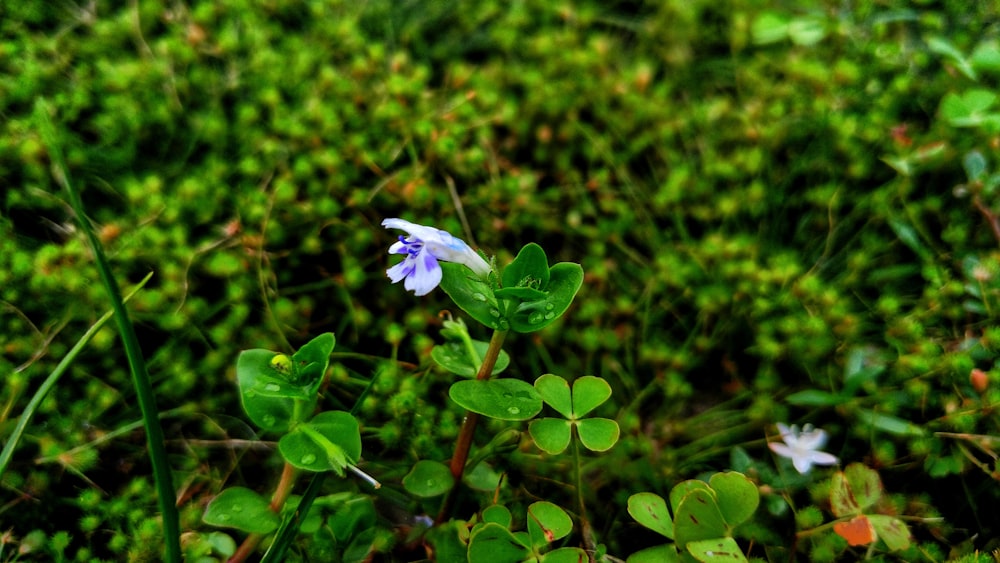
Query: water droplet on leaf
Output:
[[544, 312, 555, 320], [507, 406, 520, 415], [230, 504, 243, 513], [528, 312, 544, 324], [545, 303, 555, 311], [472, 293, 488, 302], [489, 308, 501, 317], [264, 383, 281, 392], [261, 415, 276, 427], [300, 454, 317, 465]]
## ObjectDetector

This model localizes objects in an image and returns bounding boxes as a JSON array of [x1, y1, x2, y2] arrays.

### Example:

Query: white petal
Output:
[[806, 451, 839, 467], [768, 442, 795, 460], [402, 250, 442, 296], [796, 428, 829, 451], [386, 259, 414, 283], [791, 455, 815, 474]]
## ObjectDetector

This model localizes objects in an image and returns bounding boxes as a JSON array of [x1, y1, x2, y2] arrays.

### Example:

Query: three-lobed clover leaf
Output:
[[529, 374, 620, 455]]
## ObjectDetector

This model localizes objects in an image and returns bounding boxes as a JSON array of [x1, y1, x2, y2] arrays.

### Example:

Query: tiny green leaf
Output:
[[482, 505, 513, 528], [685, 537, 747, 562], [540, 547, 589, 563], [844, 463, 882, 512], [708, 472, 759, 528], [535, 374, 573, 418], [238, 349, 315, 433], [527, 501, 573, 548], [571, 375, 612, 417], [402, 460, 454, 498], [674, 488, 727, 549], [626, 544, 680, 563], [575, 418, 620, 452], [669, 480, 712, 515], [291, 332, 335, 387], [868, 514, 912, 551], [502, 243, 550, 292], [203, 487, 280, 534], [529, 418, 573, 455], [278, 411, 362, 474], [449, 379, 543, 420], [507, 262, 583, 333], [467, 522, 530, 563], [439, 262, 507, 331], [627, 492, 674, 540], [431, 340, 510, 378]]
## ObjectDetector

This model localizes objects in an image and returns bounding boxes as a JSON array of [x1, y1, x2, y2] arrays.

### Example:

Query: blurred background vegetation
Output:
[[3, 0, 1000, 560]]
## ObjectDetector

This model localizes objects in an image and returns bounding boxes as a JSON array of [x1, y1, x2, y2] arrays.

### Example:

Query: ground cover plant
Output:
[[2, 0, 1000, 561]]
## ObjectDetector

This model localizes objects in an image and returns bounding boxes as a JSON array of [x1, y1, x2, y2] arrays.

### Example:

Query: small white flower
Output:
[[382, 218, 491, 296], [768, 422, 839, 474]]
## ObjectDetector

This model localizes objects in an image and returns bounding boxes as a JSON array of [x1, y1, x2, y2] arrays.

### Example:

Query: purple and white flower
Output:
[[382, 218, 491, 296], [768, 422, 839, 474]]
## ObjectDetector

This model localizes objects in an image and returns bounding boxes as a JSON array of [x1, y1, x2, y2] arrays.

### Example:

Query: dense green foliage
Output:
[[3, 0, 1000, 561]]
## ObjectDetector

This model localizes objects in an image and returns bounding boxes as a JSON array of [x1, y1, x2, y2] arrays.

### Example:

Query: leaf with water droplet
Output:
[[279, 411, 362, 475], [439, 262, 503, 331], [507, 262, 583, 333], [431, 340, 510, 378], [203, 487, 280, 534], [449, 379, 542, 421], [402, 460, 454, 498]]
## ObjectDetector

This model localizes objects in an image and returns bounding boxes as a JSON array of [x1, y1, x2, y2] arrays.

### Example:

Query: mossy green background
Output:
[[3, 1, 1000, 560]]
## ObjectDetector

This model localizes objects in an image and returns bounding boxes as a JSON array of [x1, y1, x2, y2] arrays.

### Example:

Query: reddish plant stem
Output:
[[436, 329, 508, 523], [228, 462, 299, 563]]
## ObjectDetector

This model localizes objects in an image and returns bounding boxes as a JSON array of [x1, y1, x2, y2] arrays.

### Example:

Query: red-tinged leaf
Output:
[[833, 515, 876, 546]]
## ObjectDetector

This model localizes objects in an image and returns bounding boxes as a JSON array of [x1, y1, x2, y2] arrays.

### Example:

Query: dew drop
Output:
[[498, 319, 510, 330], [502, 392, 514, 399], [507, 406, 520, 415], [300, 454, 317, 465], [528, 312, 544, 324], [544, 312, 555, 320], [472, 292, 488, 302], [489, 308, 501, 317], [264, 383, 281, 392], [230, 504, 243, 513], [545, 303, 555, 311], [261, 415, 276, 427], [218, 514, 231, 521]]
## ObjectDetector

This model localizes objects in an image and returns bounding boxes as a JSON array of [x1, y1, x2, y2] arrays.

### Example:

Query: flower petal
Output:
[[796, 428, 829, 451], [805, 450, 839, 467], [386, 258, 414, 283], [402, 250, 442, 296]]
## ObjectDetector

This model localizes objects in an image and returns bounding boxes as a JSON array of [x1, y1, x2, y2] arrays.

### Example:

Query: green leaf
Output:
[[708, 472, 759, 528], [431, 340, 510, 378], [855, 410, 927, 436], [669, 480, 712, 515], [291, 332, 335, 388], [482, 505, 513, 528], [450, 379, 543, 420], [627, 492, 674, 540], [467, 522, 530, 563], [575, 418, 620, 452], [674, 489, 727, 550], [278, 411, 361, 475], [439, 262, 508, 331], [787, 14, 827, 46], [203, 487, 280, 534], [526, 501, 573, 548], [237, 349, 317, 433], [927, 36, 977, 80], [402, 460, 454, 498], [844, 463, 882, 512], [941, 89, 998, 127], [502, 243, 550, 292], [868, 514, 911, 551], [507, 263, 584, 333], [571, 375, 612, 417], [751, 12, 789, 45], [627, 544, 680, 563], [784, 389, 844, 406], [685, 537, 747, 562], [535, 374, 573, 418], [971, 40, 1000, 72], [964, 150, 988, 182], [529, 418, 573, 455], [830, 470, 859, 518]]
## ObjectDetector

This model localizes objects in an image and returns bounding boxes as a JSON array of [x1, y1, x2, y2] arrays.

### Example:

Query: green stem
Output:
[[36, 100, 181, 563], [437, 329, 507, 523], [0, 273, 154, 478], [572, 434, 597, 559]]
